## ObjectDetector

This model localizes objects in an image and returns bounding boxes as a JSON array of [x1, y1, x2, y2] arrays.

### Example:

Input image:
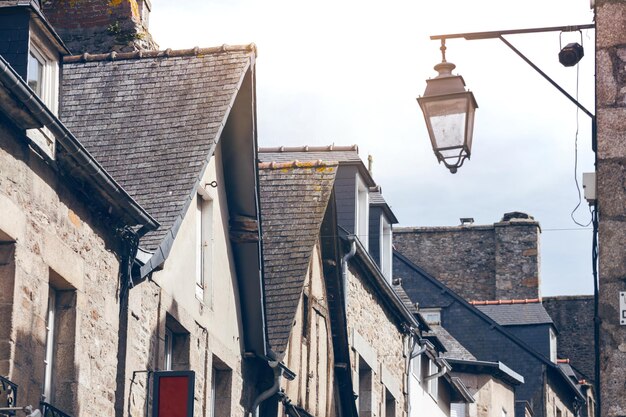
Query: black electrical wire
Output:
[[571, 60, 592, 227], [592, 205, 600, 417]]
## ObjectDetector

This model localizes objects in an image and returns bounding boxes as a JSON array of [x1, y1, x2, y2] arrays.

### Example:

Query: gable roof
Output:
[[258, 160, 338, 357], [369, 187, 398, 224], [0, 54, 156, 231], [429, 324, 476, 361], [60, 45, 256, 252], [473, 301, 554, 327], [259, 145, 376, 187]]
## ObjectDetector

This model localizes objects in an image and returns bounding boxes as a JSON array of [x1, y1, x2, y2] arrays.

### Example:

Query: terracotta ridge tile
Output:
[[258, 144, 359, 153], [258, 160, 339, 170], [557, 358, 570, 364], [63, 43, 257, 64], [470, 298, 542, 305]]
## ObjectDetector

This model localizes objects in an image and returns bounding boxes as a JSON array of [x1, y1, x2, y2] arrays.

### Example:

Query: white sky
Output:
[[150, 0, 596, 296]]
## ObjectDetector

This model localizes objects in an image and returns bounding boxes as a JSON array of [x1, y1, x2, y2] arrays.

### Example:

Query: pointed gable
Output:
[[60, 45, 255, 250], [258, 160, 337, 356]]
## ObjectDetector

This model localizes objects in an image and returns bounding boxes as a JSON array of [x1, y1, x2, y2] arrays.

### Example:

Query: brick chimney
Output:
[[41, 0, 158, 54]]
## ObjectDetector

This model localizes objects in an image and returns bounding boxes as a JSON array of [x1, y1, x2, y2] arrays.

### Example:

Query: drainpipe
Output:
[[425, 359, 451, 381], [341, 239, 356, 306], [249, 363, 282, 417]]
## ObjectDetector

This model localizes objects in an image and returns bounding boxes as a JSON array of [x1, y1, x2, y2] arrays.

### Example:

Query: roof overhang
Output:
[[446, 358, 525, 386]]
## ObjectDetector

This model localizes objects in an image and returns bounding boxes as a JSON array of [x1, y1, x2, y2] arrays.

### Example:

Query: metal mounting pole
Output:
[[430, 24, 596, 120]]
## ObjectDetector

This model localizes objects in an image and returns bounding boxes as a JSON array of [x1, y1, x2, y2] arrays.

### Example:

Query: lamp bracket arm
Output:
[[430, 23, 595, 41], [497, 35, 594, 119]]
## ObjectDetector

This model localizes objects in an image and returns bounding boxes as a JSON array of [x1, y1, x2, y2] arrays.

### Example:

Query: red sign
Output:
[[153, 371, 195, 417]]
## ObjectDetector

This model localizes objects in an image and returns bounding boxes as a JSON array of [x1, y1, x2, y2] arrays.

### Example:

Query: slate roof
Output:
[[60, 45, 255, 250], [428, 324, 476, 361], [473, 302, 554, 326], [258, 160, 338, 356], [392, 284, 418, 314]]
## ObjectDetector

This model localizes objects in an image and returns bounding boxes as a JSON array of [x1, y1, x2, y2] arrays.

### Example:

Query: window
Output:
[[163, 316, 189, 371], [196, 193, 213, 305], [358, 356, 373, 417], [380, 215, 392, 281], [43, 271, 76, 411], [209, 357, 232, 417], [26, 39, 59, 158], [427, 359, 438, 399], [385, 389, 396, 417], [302, 293, 310, 339], [451, 403, 467, 417], [549, 327, 557, 362], [411, 353, 422, 381], [355, 174, 369, 249], [42, 287, 57, 402], [421, 309, 441, 325]]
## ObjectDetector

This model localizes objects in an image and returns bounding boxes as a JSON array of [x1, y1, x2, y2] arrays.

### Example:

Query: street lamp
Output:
[[418, 40, 478, 174], [419, 24, 594, 173]]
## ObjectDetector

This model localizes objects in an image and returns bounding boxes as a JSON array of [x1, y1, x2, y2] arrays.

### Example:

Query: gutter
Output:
[[425, 358, 452, 381], [0, 55, 158, 231]]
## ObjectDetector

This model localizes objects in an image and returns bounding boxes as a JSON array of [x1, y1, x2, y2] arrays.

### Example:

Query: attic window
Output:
[[355, 174, 369, 249], [380, 215, 392, 281], [26, 37, 59, 159], [421, 309, 441, 325]]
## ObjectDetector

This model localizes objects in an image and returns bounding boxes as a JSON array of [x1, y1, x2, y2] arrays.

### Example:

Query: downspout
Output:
[[425, 359, 451, 381], [405, 328, 426, 417], [249, 363, 282, 417], [341, 239, 356, 306]]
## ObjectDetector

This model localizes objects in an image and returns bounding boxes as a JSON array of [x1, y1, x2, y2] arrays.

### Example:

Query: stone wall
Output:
[[595, 2, 626, 415], [0, 117, 122, 415], [346, 265, 407, 417], [453, 373, 515, 417], [41, 0, 157, 54], [542, 296, 595, 382], [394, 212, 540, 302]]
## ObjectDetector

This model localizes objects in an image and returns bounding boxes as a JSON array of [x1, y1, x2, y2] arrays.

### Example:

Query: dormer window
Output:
[[355, 174, 369, 249], [549, 327, 557, 362], [380, 215, 392, 281], [25, 27, 60, 159], [26, 41, 58, 114]]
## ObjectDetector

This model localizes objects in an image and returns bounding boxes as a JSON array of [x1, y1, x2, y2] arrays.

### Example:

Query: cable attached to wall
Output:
[[570, 41, 592, 228]]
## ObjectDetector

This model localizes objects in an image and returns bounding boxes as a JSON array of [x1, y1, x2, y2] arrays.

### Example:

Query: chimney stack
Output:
[[41, 0, 158, 54]]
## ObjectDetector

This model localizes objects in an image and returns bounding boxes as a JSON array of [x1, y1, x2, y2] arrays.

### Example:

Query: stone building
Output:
[[59, 41, 265, 417], [393, 212, 541, 302], [393, 251, 587, 417], [259, 146, 473, 417], [543, 296, 595, 384], [595, 1, 626, 416], [0, 2, 158, 416]]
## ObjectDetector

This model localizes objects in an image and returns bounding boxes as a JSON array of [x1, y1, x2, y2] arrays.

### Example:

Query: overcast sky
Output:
[[150, 0, 596, 296]]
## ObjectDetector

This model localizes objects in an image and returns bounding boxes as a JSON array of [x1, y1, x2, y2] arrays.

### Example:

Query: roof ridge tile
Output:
[[63, 43, 257, 64], [470, 298, 542, 305], [259, 144, 358, 153], [258, 160, 339, 170]]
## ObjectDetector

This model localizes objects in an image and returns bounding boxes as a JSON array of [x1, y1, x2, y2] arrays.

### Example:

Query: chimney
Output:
[[494, 212, 541, 300], [41, 0, 158, 54]]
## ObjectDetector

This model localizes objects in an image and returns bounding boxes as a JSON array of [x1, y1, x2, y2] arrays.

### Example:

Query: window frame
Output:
[[427, 359, 439, 400], [43, 287, 57, 402], [354, 174, 369, 249], [380, 214, 393, 281]]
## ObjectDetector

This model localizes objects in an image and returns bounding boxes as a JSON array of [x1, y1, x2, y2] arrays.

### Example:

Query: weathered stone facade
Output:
[[42, 0, 158, 53], [595, 1, 626, 416], [453, 372, 515, 417], [0, 114, 124, 415], [346, 266, 408, 417], [394, 213, 541, 302], [542, 296, 595, 382]]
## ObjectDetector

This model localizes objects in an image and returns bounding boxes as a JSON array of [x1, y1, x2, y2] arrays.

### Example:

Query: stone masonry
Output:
[[543, 296, 595, 382], [0, 118, 124, 415], [394, 212, 541, 302], [595, 1, 626, 416], [42, 0, 158, 54], [346, 267, 407, 417]]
